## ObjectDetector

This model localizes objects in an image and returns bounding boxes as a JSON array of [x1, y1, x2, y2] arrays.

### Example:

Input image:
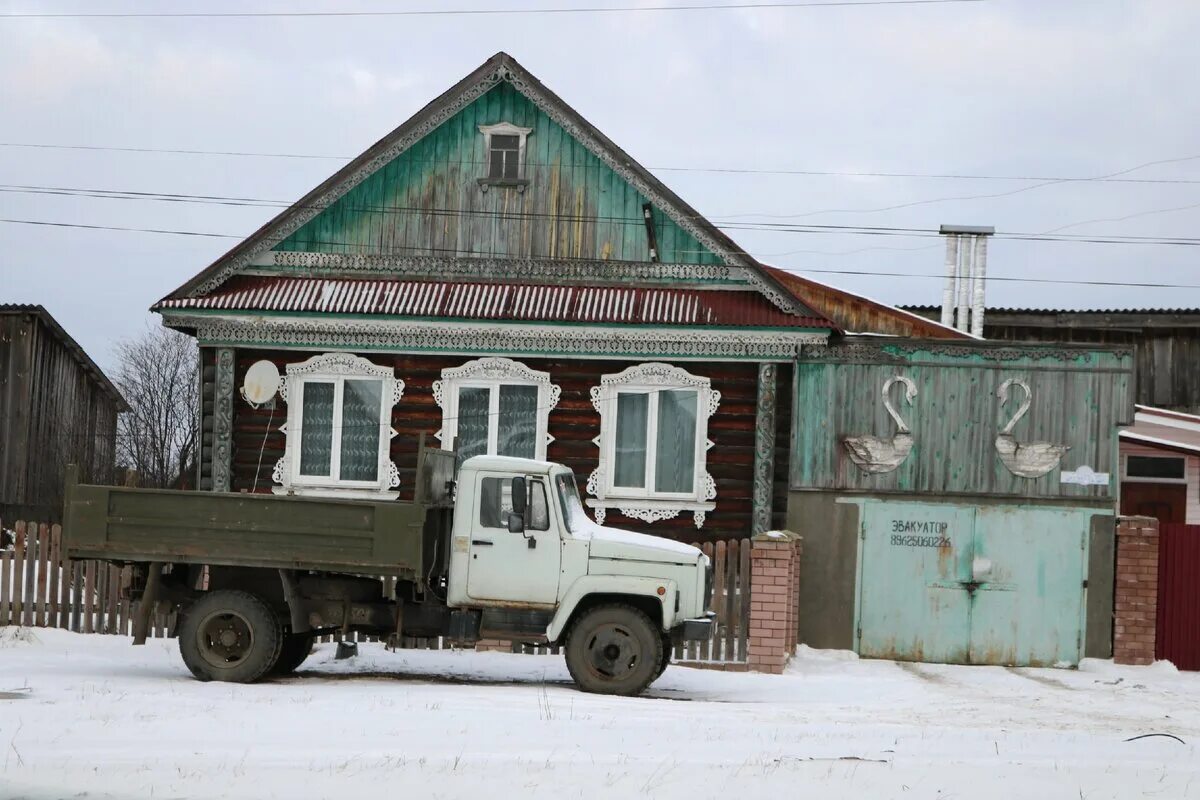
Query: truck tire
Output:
[[178, 590, 283, 683], [655, 634, 672, 681], [564, 604, 663, 696], [271, 633, 315, 676]]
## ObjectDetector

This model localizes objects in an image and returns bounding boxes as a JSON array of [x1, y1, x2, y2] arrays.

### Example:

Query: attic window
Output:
[[478, 122, 532, 191]]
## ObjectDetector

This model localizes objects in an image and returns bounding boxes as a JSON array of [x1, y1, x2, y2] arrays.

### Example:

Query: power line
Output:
[[4, 141, 1199, 186], [0, 0, 985, 20], [5, 183, 1200, 245], [3, 216, 1199, 289]]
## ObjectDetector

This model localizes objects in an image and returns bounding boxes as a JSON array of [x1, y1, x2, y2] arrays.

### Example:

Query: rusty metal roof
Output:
[[155, 276, 830, 329]]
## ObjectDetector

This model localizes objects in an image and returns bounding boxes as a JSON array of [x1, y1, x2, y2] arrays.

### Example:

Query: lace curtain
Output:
[[497, 384, 537, 459], [339, 379, 382, 482], [456, 387, 490, 465], [299, 382, 334, 476], [654, 389, 697, 493]]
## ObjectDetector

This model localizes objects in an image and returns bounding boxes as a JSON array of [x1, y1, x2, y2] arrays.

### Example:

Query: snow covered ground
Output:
[[1, 628, 1198, 799]]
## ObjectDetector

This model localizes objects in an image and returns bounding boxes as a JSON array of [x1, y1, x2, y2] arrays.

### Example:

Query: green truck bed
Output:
[[62, 449, 455, 580]]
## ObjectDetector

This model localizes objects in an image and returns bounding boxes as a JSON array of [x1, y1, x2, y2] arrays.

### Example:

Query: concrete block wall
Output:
[[1113, 516, 1160, 666]]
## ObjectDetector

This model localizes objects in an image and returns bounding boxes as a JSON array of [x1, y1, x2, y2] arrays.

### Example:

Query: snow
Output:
[[565, 493, 701, 558], [3, 629, 1200, 799]]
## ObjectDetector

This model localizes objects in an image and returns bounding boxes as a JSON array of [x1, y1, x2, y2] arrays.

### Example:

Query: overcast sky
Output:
[[2, 0, 1198, 369]]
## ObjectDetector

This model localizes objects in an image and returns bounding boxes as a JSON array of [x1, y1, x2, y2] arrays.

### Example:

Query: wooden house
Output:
[[0, 305, 127, 521], [154, 52, 966, 543], [1119, 405, 1200, 525]]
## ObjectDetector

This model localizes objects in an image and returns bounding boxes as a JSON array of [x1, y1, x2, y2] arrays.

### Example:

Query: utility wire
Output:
[[2, 217, 1199, 289], [4, 184, 1199, 245], [0, 1, 986, 19], [4, 142, 1199, 186]]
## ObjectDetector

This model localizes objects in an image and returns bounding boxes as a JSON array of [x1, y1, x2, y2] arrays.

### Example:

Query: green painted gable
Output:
[[274, 82, 722, 265]]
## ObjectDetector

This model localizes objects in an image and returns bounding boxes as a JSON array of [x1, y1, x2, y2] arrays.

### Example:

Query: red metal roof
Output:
[[156, 276, 830, 329]]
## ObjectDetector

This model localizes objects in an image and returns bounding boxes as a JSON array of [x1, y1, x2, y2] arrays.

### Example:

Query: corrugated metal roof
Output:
[[155, 276, 829, 329], [902, 304, 1200, 315]]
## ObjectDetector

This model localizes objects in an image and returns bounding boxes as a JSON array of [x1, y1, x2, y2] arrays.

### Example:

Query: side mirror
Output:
[[510, 476, 527, 515], [507, 512, 525, 534]]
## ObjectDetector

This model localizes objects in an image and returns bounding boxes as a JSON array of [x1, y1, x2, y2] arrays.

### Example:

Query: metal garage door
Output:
[[856, 500, 1089, 667]]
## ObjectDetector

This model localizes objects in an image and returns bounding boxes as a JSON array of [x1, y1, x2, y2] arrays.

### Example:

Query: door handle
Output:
[[471, 539, 493, 547]]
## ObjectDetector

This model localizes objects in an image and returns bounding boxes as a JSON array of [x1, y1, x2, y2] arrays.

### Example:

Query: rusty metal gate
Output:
[[1157, 523, 1200, 670], [855, 499, 1093, 667]]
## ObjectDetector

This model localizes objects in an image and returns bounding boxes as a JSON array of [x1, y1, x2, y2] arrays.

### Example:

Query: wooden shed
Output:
[[0, 305, 127, 521]]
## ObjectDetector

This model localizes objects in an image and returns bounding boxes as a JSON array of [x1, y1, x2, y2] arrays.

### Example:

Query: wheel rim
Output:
[[583, 623, 643, 680], [196, 610, 255, 671]]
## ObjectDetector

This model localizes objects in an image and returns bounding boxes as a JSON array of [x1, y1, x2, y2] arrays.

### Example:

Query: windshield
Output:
[[554, 471, 584, 533]]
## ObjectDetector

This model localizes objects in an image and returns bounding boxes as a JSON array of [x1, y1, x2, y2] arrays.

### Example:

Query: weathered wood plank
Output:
[[35, 522, 50, 626]]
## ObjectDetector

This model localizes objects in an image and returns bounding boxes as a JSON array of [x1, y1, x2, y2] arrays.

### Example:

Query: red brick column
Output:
[[1113, 516, 1160, 666], [747, 531, 799, 674]]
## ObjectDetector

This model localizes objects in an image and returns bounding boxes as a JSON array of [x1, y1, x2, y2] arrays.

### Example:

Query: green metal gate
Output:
[[856, 500, 1091, 667]]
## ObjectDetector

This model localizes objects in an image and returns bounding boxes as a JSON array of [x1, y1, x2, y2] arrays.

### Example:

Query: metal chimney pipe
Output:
[[956, 235, 972, 332], [971, 234, 988, 337], [941, 234, 959, 327]]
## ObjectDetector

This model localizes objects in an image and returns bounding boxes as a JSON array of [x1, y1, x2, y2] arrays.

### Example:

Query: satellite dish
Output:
[[241, 360, 281, 406]]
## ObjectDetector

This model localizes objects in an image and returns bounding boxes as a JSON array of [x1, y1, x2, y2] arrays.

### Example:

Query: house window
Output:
[[1122, 454, 1188, 484], [272, 353, 404, 498], [586, 363, 720, 528], [477, 122, 533, 190], [433, 357, 560, 463], [489, 134, 521, 180]]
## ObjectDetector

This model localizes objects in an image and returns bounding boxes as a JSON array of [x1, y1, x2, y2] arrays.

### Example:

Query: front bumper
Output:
[[676, 612, 716, 642]]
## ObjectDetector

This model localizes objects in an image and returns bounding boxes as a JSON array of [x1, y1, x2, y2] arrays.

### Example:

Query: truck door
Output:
[[467, 473, 562, 605]]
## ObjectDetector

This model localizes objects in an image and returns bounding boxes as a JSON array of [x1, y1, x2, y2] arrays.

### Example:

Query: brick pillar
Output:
[[475, 639, 513, 653], [747, 531, 799, 674], [787, 534, 802, 653], [1113, 516, 1160, 666]]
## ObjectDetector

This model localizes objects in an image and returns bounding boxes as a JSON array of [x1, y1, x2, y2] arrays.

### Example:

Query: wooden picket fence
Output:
[[1, 519, 751, 665], [0, 520, 174, 637]]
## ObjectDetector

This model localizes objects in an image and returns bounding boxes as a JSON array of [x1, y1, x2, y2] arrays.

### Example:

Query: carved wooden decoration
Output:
[[994, 378, 1070, 478], [843, 375, 917, 474]]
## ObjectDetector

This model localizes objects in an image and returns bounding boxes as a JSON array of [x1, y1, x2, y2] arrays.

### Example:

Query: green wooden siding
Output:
[[274, 83, 721, 265], [791, 342, 1134, 498]]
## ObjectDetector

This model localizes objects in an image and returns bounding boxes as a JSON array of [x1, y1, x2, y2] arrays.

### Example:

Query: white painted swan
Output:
[[995, 378, 1070, 478], [844, 375, 917, 474]]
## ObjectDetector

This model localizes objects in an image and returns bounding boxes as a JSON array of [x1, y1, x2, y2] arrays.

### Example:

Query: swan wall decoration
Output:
[[994, 378, 1070, 478], [843, 375, 917, 474]]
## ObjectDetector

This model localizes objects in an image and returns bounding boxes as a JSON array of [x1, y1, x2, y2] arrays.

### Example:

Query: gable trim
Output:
[[165, 53, 816, 321]]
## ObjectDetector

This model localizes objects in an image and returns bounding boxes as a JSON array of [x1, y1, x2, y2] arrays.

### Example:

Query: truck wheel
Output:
[[655, 634, 672, 681], [565, 604, 662, 696], [271, 633, 315, 676], [179, 590, 282, 683]]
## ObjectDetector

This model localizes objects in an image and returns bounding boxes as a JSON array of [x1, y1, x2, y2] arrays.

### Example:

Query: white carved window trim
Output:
[[433, 357, 560, 461], [272, 353, 404, 500], [585, 363, 719, 529], [478, 121, 533, 190]]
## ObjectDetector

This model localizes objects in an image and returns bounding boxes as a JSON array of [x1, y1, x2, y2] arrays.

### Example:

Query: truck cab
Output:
[[448, 456, 714, 673]]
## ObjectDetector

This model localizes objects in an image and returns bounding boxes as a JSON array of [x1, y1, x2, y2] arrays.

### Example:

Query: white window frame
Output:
[[433, 357, 560, 461], [272, 353, 404, 499], [586, 363, 719, 528], [478, 122, 533, 188], [1121, 453, 1189, 485]]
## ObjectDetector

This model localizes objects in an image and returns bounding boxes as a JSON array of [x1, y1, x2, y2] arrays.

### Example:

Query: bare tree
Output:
[[113, 326, 198, 489]]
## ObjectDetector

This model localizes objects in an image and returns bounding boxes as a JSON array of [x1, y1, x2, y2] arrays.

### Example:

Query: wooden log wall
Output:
[[227, 349, 777, 543]]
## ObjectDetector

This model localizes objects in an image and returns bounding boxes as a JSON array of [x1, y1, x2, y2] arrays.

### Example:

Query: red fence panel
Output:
[[1157, 523, 1200, 670]]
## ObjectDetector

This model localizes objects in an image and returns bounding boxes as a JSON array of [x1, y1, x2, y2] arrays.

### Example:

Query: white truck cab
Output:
[[447, 455, 714, 693]]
